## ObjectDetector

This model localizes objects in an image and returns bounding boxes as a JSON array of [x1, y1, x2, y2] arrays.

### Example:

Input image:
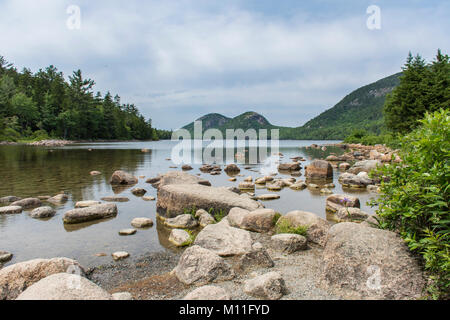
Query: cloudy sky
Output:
[[1, 0, 448, 129]]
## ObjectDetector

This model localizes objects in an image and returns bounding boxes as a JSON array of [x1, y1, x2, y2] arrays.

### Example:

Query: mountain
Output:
[[181, 72, 402, 140]]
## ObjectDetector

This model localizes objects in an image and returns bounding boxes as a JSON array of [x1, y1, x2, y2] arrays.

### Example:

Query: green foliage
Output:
[[384, 50, 450, 134], [0, 55, 162, 141], [275, 219, 308, 237], [181, 229, 197, 247], [344, 129, 400, 148], [272, 212, 282, 225], [372, 109, 450, 299], [208, 208, 227, 223]]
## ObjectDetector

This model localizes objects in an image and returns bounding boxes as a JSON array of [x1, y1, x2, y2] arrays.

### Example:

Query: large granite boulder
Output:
[[271, 234, 307, 254], [339, 172, 374, 188], [276, 211, 330, 246], [305, 160, 333, 179], [109, 170, 138, 185], [321, 223, 426, 300], [0, 258, 85, 300], [16, 273, 112, 300], [157, 184, 262, 218], [194, 219, 253, 256], [244, 272, 287, 300], [174, 246, 235, 285], [348, 160, 382, 175], [63, 204, 118, 224], [240, 209, 277, 233]]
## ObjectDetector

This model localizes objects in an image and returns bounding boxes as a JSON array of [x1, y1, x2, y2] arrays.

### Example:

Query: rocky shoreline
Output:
[[0, 142, 427, 301]]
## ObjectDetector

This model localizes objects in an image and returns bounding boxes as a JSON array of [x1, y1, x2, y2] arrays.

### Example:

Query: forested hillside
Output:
[[0, 56, 167, 141]]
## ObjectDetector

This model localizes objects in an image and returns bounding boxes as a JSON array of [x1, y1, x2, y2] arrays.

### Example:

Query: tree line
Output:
[[0, 56, 172, 141]]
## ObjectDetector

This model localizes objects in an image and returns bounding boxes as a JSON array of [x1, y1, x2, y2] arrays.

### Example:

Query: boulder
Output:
[[183, 286, 231, 300], [169, 229, 192, 247], [75, 201, 101, 208], [244, 272, 287, 300], [174, 246, 235, 285], [224, 164, 240, 174], [321, 223, 426, 300], [290, 182, 307, 191], [131, 188, 147, 197], [11, 198, 41, 209], [101, 196, 129, 202], [0, 196, 21, 204], [240, 209, 277, 233], [119, 229, 137, 236], [194, 219, 253, 256], [326, 194, 360, 213], [182, 165, 193, 171], [276, 211, 330, 246], [30, 206, 56, 219], [255, 194, 280, 201], [131, 217, 154, 228], [164, 214, 199, 229], [16, 273, 112, 300], [0, 206, 22, 215], [152, 171, 211, 189], [271, 234, 307, 254], [239, 182, 255, 190], [236, 242, 274, 271], [199, 213, 215, 227], [339, 163, 351, 171], [47, 194, 68, 204], [348, 160, 382, 175], [339, 172, 374, 188], [305, 160, 333, 180], [266, 181, 284, 191], [157, 183, 262, 218], [0, 251, 13, 263], [0, 258, 85, 300], [109, 170, 138, 185], [63, 204, 118, 224], [330, 207, 370, 223], [227, 207, 250, 228], [278, 163, 301, 171]]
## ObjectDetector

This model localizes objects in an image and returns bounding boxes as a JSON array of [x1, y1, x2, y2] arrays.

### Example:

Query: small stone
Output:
[[101, 196, 130, 202], [164, 214, 199, 229], [142, 196, 156, 201], [0, 206, 22, 215], [119, 229, 137, 236], [320, 188, 333, 195], [184, 286, 231, 300], [112, 292, 133, 300], [47, 194, 68, 204], [131, 217, 154, 228], [11, 198, 41, 209], [30, 206, 56, 219], [0, 196, 21, 204], [244, 272, 287, 300], [199, 213, 215, 227], [256, 194, 280, 201], [169, 229, 191, 247], [112, 252, 130, 261], [75, 201, 101, 208], [0, 251, 13, 263], [90, 171, 101, 176], [131, 188, 147, 197]]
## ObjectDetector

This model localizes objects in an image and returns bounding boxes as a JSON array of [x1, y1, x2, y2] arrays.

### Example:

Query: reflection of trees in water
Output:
[[0, 146, 149, 198], [300, 146, 345, 161]]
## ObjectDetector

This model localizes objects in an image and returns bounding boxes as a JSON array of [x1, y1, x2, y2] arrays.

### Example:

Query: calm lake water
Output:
[[0, 140, 378, 268]]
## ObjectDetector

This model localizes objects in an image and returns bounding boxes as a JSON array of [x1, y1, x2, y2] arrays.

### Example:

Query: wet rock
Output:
[[131, 188, 147, 197], [326, 194, 360, 214], [30, 206, 56, 219], [241, 209, 277, 233], [320, 188, 333, 195], [290, 182, 307, 191], [182, 165, 193, 171], [75, 201, 102, 208], [271, 234, 307, 253], [305, 160, 333, 180], [339, 172, 374, 188], [278, 163, 301, 171], [224, 164, 240, 174], [0, 206, 22, 215], [164, 214, 199, 229], [339, 163, 351, 171], [152, 171, 211, 189], [183, 285, 231, 300], [16, 273, 112, 300], [348, 160, 382, 175], [307, 183, 320, 189], [119, 229, 137, 236], [63, 204, 118, 224], [326, 155, 340, 161], [276, 211, 330, 246], [0, 257, 85, 300], [175, 246, 235, 285], [0, 196, 21, 204], [0, 251, 13, 263], [131, 217, 154, 228], [47, 194, 69, 204], [244, 272, 287, 300], [169, 229, 191, 247], [142, 196, 156, 201], [321, 223, 425, 300], [11, 198, 41, 209], [255, 194, 280, 201], [239, 182, 255, 190], [109, 170, 138, 185], [90, 171, 101, 176], [101, 196, 129, 202], [112, 252, 130, 261], [157, 183, 262, 218], [194, 219, 253, 256], [266, 181, 283, 191], [112, 292, 133, 300]]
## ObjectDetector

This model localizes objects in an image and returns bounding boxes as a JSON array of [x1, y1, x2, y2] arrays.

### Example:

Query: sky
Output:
[[0, 0, 449, 130]]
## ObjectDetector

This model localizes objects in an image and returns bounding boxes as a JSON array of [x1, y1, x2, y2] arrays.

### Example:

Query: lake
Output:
[[0, 140, 378, 268]]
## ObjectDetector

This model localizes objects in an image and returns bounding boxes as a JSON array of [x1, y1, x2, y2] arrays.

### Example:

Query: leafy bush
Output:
[[373, 109, 449, 299], [344, 129, 400, 148], [275, 219, 308, 237]]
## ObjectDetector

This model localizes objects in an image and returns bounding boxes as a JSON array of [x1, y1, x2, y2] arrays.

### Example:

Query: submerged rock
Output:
[[131, 217, 154, 228], [0, 206, 22, 215], [101, 196, 129, 202], [16, 273, 112, 300], [63, 204, 118, 224], [131, 188, 147, 197], [119, 229, 137, 236], [30, 206, 56, 219], [47, 194, 69, 204], [75, 201, 102, 208], [0, 196, 21, 204], [110, 170, 138, 185], [11, 198, 41, 209]]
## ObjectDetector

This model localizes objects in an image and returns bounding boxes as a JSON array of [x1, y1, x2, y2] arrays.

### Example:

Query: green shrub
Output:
[[372, 109, 449, 299], [275, 219, 308, 237], [180, 230, 197, 247]]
